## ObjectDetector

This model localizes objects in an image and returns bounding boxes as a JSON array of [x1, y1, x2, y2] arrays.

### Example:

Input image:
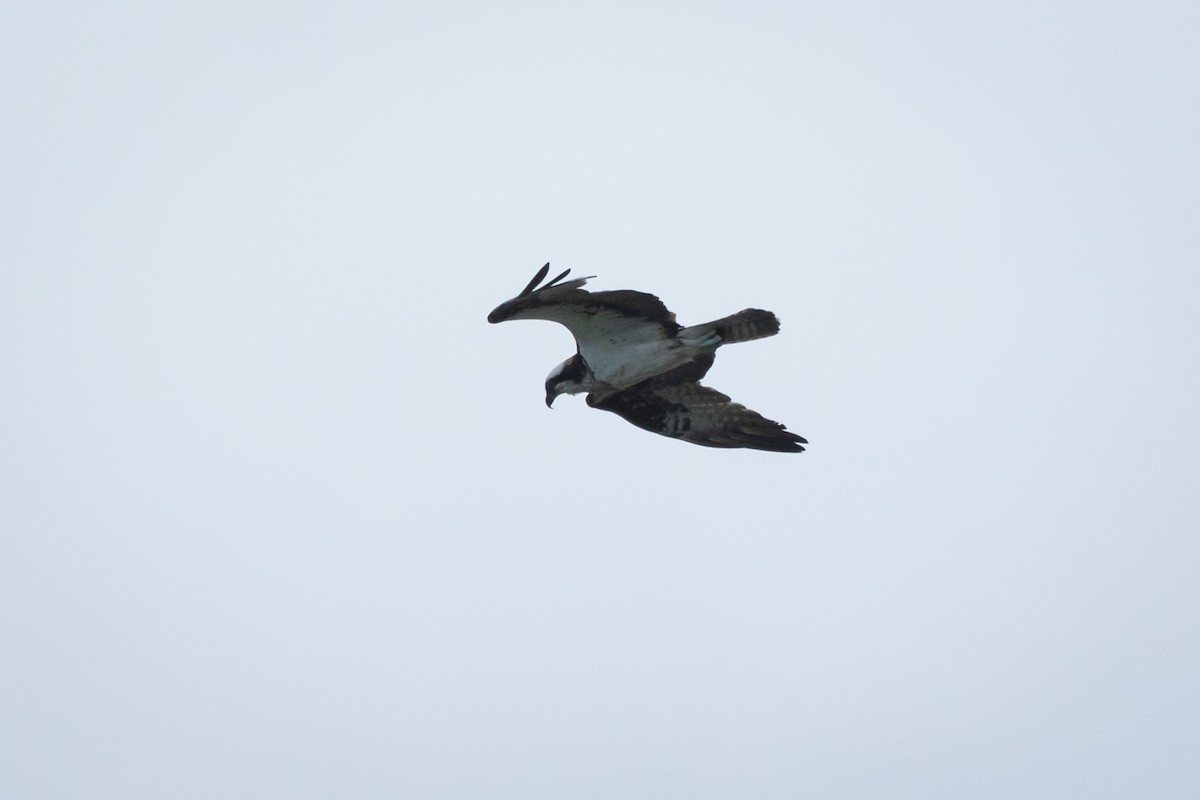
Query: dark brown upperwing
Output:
[[488, 265, 679, 334], [587, 376, 806, 453]]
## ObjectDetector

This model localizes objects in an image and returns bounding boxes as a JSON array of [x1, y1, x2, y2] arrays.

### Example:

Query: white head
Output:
[[544, 354, 591, 407]]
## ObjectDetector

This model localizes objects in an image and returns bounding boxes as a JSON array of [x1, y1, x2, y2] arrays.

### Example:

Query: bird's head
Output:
[[544, 354, 590, 407]]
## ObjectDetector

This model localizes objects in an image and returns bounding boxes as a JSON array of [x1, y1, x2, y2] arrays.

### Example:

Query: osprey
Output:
[[488, 263, 807, 453]]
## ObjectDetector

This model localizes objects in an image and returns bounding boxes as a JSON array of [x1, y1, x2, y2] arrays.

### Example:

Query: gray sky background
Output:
[[3, 2, 1198, 798]]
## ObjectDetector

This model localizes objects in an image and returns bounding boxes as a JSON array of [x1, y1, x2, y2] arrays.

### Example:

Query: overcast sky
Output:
[[3, 2, 1198, 798]]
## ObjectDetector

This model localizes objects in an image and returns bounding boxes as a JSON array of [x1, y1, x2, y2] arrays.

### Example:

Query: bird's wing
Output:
[[588, 378, 806, 453], [487, 264, 681, 352]]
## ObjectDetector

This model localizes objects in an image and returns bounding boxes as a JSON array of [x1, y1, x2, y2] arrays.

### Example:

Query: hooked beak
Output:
[[545, 389, 557, 408]]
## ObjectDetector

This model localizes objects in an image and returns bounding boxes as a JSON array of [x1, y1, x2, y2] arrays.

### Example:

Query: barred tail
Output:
[[681, 308, 780, 345]]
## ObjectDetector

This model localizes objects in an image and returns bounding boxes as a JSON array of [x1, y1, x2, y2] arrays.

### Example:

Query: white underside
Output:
[[516, 303, 720, 389], [584, 338, 690, 388]]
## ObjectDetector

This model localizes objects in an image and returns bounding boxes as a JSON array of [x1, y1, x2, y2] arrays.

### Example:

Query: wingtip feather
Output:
[[518, 263, 552, 297]]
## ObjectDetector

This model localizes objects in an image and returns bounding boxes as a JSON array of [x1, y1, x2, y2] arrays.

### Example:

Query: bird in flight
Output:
[[488, 263, 806, 452]]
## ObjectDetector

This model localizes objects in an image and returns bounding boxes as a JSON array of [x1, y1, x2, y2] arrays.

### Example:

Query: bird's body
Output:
[[488, 263, 806, 452]]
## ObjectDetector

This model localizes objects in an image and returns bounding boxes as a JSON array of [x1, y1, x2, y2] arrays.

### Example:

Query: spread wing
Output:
[[587, 368, 807, 452], [487, 264, 682, 354]]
